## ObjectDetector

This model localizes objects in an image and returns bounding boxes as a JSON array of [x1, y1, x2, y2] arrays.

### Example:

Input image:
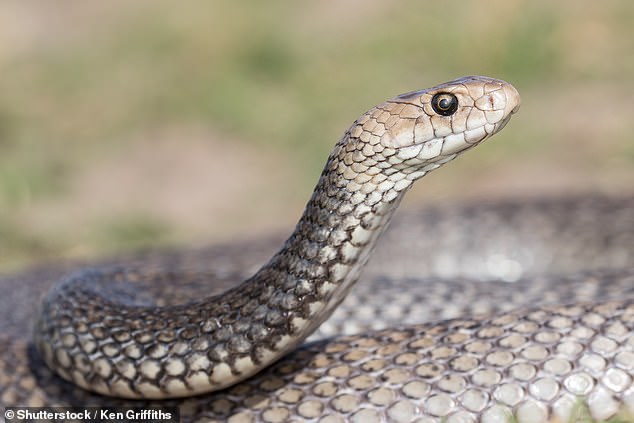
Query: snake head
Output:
[[392, 75, 520, 149], [332, 76, 520, 197]]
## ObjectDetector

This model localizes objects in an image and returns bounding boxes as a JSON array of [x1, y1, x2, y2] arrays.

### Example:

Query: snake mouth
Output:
[[500, 109, 519, 135], [495, 115, 513, 133]]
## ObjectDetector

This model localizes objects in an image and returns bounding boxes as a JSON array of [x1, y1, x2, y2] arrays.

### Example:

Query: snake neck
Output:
[[35, 147, 416, 399], [249, 150, 412, 347]]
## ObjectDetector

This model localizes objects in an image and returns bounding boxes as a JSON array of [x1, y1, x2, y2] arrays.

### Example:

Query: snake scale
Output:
[[1, 76, 633, 422]]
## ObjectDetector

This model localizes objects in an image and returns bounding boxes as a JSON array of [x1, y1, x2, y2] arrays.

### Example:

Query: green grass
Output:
[[93, 214, 172, 253]]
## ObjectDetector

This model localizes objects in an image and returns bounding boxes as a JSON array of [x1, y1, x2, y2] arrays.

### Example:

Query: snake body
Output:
[[34, 76, 521, 400], [1, 76, 633, 421]]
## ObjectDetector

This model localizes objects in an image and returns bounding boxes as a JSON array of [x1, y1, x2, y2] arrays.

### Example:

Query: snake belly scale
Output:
[[0, 76, 627, 421]]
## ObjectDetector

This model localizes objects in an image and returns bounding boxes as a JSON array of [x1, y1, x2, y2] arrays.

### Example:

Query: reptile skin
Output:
[[1, 76, 633, 421]]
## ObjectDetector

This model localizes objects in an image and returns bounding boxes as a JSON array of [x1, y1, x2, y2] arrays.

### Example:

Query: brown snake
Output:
[[1, 76, 633, 422]]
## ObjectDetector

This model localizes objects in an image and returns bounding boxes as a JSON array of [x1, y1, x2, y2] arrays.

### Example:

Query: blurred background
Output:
[[0, 0, 632, 272]]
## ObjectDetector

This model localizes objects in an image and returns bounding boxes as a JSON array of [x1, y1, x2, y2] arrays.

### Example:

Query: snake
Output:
[[1, 75, 633, 422]]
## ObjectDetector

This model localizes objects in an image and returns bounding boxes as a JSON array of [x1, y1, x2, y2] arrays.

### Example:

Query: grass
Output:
[[0, 1, 633, 270]]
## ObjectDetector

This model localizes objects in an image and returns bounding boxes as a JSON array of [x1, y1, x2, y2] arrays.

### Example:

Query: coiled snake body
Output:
[[1, 76, 633, 422]]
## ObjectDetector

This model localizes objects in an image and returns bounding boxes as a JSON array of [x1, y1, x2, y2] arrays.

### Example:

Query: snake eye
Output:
[[431, 93, 458, 116]]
